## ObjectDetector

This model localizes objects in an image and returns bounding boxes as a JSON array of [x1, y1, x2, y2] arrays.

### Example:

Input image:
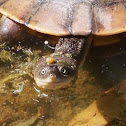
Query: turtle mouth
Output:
[[34, 77, 73, 89]]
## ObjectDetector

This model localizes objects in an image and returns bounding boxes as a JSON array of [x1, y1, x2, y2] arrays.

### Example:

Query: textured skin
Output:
[[54, 37, 86, 62], [0, 0, 126, 36]]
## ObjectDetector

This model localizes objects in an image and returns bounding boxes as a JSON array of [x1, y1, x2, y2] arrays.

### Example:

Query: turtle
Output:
[[0, 0, 126, 89]]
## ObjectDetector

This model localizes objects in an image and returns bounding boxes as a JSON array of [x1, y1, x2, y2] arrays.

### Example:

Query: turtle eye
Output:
[[60, 67, 69, 76], [41, 68, 46, 75]]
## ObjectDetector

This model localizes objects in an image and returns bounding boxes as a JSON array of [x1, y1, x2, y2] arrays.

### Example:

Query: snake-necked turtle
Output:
[[0, 0, 126, 89]]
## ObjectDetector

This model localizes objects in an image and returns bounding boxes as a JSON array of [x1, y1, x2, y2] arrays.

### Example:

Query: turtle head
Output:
[[34, 55, 77, 89]]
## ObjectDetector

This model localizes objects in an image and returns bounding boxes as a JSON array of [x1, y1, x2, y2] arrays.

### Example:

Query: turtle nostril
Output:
[[50, 73, 56, 79]]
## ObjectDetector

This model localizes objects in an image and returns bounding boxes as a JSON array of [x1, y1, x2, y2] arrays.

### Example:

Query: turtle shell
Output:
[[0, 0, 126, 36]]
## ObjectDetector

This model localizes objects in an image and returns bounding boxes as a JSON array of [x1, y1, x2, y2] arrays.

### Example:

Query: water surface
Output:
[[0, 33, 126, 126]]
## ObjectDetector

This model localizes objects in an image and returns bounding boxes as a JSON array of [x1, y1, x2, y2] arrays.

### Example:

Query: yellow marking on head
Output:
[[46, 57, 55, 64]]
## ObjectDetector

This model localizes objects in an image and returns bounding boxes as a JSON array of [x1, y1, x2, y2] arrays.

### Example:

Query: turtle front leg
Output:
[[34, 36, 91, 89], [0, 15, 23, 43]]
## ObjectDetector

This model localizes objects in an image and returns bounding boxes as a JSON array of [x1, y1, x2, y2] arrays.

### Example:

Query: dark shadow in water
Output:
[[84, 40, 126, 89], [83, 41, 126, 125]]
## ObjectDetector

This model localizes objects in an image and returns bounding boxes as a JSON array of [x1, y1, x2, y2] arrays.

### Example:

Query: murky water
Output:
[[0, 32, 126, 126]]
